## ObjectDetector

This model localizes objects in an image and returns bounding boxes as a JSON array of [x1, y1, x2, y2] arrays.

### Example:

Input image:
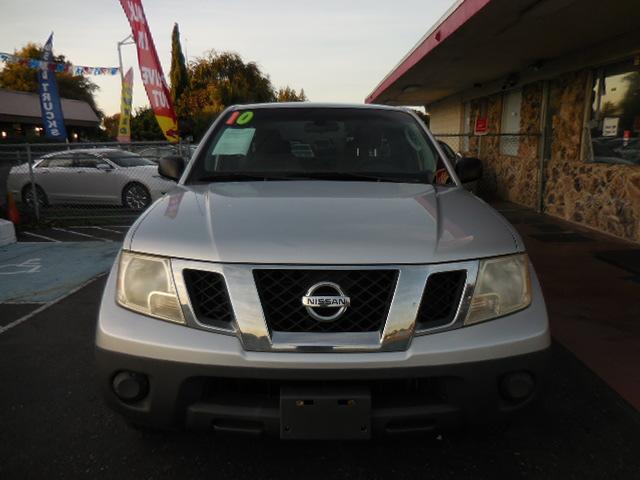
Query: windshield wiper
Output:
[[195, 171, 433, 184], [297, 172, 433, 184], [196, 173, 299, 182]]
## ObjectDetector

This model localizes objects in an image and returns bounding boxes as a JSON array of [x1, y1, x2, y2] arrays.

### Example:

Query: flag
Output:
[[119, 0, 179, 143], [117, 68, 134, 143], [0, 52, 120, 76], [37, 33, 67, 141]]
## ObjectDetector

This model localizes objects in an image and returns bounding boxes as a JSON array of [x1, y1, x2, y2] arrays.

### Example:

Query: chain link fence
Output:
[[0, 140, 193, 226], [432, 132, 540, 161], [1, 134, 538, 227], [433, 132, 542, 201]]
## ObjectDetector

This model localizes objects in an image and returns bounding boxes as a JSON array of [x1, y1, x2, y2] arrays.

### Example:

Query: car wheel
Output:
[[122, 183, 152, 211], [22, 185, 48, 209]]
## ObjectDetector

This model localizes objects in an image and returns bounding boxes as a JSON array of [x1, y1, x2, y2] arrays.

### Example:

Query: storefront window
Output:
[[589, 58, 640, 165]]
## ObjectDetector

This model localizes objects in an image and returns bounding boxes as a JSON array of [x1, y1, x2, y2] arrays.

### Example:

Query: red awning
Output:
[[366, 0, 640, 106]]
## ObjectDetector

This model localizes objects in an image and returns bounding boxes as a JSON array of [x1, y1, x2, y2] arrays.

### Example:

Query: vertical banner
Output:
[[38, 33, 67, 141], [117, 67, 134, 142], [119, 0, 179, 143]]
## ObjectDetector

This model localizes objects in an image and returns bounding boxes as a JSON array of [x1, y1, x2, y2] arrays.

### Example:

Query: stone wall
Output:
[[465, 70, 640, 242], [544, 161, 640, 241], [547, 70, 587, 163], [543, 70, 640, 243], [460, 67, 640, 243], [465, 83, 542, 209]]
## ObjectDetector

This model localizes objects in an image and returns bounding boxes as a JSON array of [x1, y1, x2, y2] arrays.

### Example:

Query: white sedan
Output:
[[8, 148, 177, 211]]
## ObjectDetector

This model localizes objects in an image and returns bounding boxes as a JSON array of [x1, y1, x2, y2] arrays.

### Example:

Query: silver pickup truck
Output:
[[96, 103, 550, 439]]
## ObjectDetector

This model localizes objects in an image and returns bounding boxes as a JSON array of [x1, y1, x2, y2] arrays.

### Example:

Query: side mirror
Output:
[[96, 163, 113, 171], [455, 157, 483, 183], [158, 155, 185, 181]]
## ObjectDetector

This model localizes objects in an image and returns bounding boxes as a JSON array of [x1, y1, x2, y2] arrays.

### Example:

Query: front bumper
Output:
[[96, 258, 550, 436], [96, 346, 550, 436]]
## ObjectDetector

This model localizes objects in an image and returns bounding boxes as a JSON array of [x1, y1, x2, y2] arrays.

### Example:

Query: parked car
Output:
[[8, 148, 176, 210], [591, 137, 639, 165], [96, 104, 550, 438], [137, 144, 197, 164]]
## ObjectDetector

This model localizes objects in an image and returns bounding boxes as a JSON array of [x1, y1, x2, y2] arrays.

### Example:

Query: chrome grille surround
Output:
[[171, 260, 479, 353]]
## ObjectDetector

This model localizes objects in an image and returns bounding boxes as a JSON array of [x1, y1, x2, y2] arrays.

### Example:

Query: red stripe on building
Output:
[[366, 0, 492, 104]]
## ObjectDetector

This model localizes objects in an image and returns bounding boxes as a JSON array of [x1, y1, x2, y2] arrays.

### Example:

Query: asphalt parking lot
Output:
[[15, 224, 129, 243], [1, 213, 639, 479]]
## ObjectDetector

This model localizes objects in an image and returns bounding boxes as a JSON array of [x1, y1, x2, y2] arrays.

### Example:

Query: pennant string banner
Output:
[[0, 52, 119, 76]]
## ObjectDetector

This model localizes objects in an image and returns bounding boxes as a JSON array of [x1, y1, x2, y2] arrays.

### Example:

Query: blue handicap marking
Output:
[[0, 242, 121, 303]]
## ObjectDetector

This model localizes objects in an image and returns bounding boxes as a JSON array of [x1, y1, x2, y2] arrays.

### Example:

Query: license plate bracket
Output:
[[280, 385, 371, 439]]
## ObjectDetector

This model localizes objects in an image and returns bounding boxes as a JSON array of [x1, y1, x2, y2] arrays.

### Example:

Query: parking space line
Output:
[[21, 232, 61, 243], [90, 226, 125, 234], [0, 273, 105, 335], [52, 227, 113, 242], [1, 300, 47, 305], [10, 243, 54, 246], [69, 225, 132, 229], [67, 226, 124, 234]]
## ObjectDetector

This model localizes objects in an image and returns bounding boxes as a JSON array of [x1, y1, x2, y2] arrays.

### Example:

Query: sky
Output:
[[1, 0, 456, 117]]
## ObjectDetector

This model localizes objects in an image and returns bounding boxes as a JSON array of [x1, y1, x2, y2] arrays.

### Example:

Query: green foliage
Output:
[[169, 23, 188, 107], [0, 43, 102, 118], [186, 51, 275, 107], [130, 107, 164, 141], [102, 113, 120, 139], [619, 72, 640, 131], [178, 50, 306, 139], [276, 86, 307, 102]]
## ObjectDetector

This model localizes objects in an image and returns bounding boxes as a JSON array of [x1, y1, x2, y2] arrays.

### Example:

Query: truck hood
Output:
[[127, 181, 521, 264]]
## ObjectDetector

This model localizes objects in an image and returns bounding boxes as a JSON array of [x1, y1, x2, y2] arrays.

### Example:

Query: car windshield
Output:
[[101, 150, 155, 167], [187, 108, 442, 184]]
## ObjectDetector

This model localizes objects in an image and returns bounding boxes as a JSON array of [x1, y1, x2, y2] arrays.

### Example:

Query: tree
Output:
[[187, 51, 275, 106], [276, 86, 307, 102], [618, 72, 640, 132], [130, 107, 164, 141], [178, 51, 276, 138], [175, 50, 307, 139], [0, 43, 102, 117], [169, 23, 188, 107], [103, 113, 120, 139]]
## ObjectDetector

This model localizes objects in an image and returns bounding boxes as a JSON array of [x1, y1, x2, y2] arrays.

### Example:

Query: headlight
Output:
[[116, 251, 185, 324], [464, 254, 532, 325]]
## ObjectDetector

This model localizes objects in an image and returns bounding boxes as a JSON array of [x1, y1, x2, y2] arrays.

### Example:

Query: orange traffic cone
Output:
[[7, 192, 20, 225]]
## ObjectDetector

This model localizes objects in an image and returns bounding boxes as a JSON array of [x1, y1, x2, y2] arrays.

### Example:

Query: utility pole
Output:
[[117, 34, 135, 84]]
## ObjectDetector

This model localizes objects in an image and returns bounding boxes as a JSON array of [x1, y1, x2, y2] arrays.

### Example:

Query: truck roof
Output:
[[227, 102, 408, 112]]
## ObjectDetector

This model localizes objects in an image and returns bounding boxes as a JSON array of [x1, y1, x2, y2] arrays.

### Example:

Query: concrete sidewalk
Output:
[[494, 202, 640, 411]]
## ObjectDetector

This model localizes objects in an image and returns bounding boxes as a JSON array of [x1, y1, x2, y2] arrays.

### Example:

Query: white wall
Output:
[[427, 95, 462, 150]]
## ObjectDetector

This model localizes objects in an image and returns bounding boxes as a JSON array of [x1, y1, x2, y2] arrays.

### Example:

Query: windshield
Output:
[[101, 150, 155, 167], [187, 108, 444, 184]]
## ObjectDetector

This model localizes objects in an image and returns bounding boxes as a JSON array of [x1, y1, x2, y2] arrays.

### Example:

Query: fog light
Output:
[[112, 371, 149, 403], [500, 371, 535, 402]]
